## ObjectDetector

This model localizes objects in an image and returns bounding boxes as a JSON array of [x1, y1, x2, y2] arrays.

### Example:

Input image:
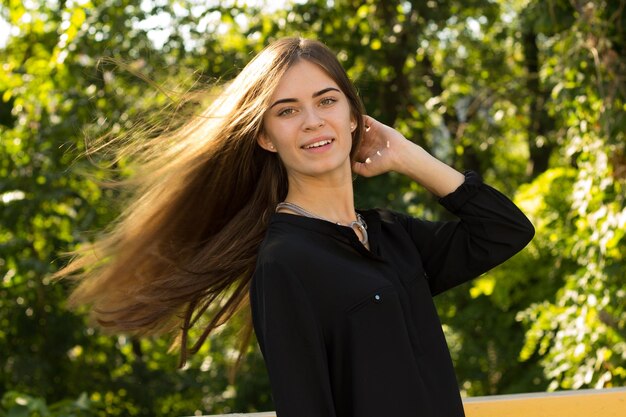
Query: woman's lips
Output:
[[302, 138, 335, 150]]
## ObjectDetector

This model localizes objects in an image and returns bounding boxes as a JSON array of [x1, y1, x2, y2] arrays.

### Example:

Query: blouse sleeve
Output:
[[250, 260, 337, 417], [397, 171, 535, 295]]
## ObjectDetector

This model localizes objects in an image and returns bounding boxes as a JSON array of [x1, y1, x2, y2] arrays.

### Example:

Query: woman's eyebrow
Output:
[[312, 87, 341, 97], [269, 87, 341, 109]]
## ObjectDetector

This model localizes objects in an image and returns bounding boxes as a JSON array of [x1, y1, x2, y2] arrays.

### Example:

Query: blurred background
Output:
[[0, 0, 624, 415]]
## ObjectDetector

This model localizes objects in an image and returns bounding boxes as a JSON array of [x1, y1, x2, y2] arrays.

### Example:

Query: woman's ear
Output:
[[257, 133, 277, 152], [350, 114, 357, 133]]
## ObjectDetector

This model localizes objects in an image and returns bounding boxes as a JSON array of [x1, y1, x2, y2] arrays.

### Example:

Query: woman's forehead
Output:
[[271, 60, 341, 99]]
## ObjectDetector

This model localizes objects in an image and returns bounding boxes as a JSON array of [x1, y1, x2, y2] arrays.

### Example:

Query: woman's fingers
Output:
[[352, 145, 390, 178], [353, 114, 402, 177], [354, 114, 405, 177]]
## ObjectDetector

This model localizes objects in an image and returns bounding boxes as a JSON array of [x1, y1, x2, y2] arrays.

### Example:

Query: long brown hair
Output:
[[55, 37, 366, 366]]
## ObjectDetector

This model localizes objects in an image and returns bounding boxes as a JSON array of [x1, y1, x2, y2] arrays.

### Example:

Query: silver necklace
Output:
[[276, 201, 368, 245]]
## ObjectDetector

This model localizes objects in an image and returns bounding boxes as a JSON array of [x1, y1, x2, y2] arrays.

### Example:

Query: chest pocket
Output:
[[345, 284, 425, 356], [345, 285, 395, 315]]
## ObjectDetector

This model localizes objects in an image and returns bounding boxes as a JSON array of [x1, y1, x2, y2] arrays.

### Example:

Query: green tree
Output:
[[0, 1, 272, 415], [514, 0, 626, 390]]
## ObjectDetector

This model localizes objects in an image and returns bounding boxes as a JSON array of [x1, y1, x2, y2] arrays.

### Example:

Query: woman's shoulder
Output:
[[365, 207, 401, 222], [255, 214, 321, 267], [258, 215, 308, 251], [360, 207, 410, 229]]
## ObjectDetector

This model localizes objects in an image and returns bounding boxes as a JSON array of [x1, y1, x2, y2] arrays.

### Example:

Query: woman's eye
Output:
[[277, 108, 296, 116], [320, 97, 337, 106]]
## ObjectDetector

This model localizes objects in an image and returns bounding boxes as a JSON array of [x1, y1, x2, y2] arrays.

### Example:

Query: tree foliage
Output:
[[0, 0, 624, 415]]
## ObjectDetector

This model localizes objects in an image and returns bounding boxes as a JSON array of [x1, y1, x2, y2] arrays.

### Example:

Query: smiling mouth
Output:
[[302, 138, 335, 149]]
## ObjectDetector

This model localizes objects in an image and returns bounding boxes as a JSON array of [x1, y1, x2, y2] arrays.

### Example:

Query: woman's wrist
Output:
[[394, 140, 465, 197]]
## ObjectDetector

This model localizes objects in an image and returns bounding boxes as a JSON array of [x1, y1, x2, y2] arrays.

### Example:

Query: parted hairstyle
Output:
[[55, 37, 366, 366]]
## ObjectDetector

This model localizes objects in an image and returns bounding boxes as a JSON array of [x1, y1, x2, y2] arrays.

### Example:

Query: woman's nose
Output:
[[302, 108, 325, 130]]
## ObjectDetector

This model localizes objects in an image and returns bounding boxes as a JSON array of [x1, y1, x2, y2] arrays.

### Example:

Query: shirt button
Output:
[[373, 294, 382, 303]]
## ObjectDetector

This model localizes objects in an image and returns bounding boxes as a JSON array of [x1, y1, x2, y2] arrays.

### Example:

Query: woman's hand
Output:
[[352, 115, 465, 196], [351, 115, 412, 178]]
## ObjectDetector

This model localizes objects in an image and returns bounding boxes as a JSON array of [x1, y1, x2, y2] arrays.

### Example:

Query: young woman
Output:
[[58, 38, 534, 416]]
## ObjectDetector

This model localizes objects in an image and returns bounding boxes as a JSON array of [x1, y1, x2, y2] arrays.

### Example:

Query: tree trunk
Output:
[[523, 29, 556, 178]]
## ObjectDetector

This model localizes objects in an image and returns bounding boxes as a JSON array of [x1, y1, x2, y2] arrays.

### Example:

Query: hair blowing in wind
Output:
[[54, 38, 366, 366]]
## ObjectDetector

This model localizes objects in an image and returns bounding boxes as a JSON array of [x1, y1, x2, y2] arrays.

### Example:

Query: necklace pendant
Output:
[[276, 201, 369, 245], [349, 220, 369, 245]]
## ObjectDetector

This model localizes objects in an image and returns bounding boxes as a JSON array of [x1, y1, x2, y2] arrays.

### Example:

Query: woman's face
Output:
[[259, 60, 356, 182]]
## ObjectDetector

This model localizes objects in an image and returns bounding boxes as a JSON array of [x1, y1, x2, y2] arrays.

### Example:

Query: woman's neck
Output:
[[284, 170, 357, 225]]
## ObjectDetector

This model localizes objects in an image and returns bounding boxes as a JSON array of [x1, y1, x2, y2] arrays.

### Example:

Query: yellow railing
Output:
[[463, 387, 625, 417], [200, 387, 626, 417]]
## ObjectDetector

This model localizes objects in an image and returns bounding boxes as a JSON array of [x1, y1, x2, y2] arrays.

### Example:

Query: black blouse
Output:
[[250, 171, 535, 417]]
